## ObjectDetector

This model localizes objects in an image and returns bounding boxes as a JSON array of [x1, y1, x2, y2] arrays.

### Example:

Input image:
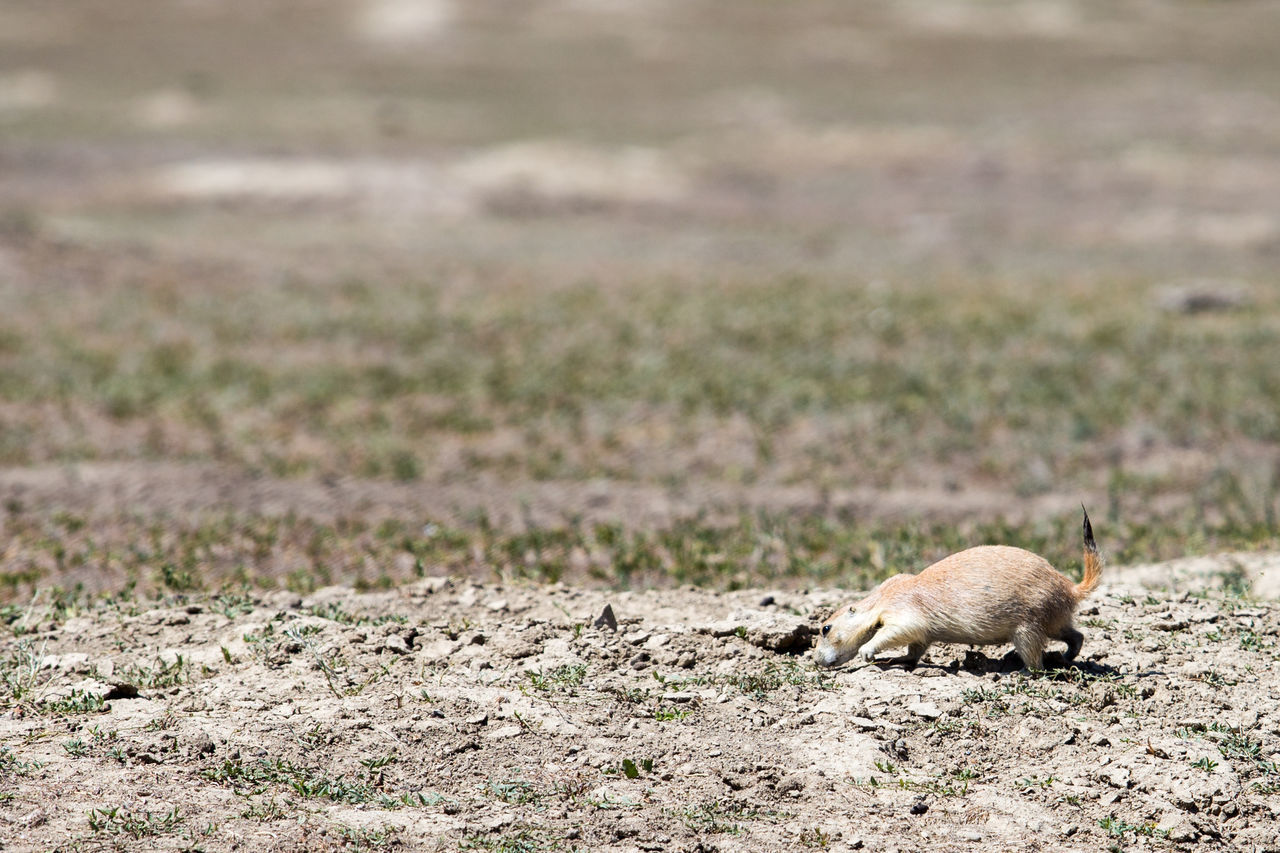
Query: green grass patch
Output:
[[460, 826, 569, 853], [1099, 815, 1169, 841], [7, 271, 1280, 504], [524, 664, 588, 695], [3, 498, 1279, 601], [4, 275, 1280, 599], [0, 746, 43, 776], [201, 756, 406, 806], [87, 804, 183, 840], [669, 800, 788, 836]]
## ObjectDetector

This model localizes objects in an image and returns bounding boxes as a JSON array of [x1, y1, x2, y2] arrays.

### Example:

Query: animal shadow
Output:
[[950, 649, 1121, 678]]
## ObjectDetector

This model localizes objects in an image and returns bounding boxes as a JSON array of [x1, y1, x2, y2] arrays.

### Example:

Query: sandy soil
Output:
[[3, 558, 1278, 852]]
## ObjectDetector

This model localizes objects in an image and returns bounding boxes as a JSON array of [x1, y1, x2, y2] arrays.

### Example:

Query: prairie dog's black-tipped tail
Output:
[[1076, 505, 1102, 600]]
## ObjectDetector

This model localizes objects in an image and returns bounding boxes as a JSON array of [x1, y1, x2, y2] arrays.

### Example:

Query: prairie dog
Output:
[[813, 508, 1102, 671]]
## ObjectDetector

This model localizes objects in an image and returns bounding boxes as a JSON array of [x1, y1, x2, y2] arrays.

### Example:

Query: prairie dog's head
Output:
[[813, 575, 908, 668], [812, 603, 882, 668]]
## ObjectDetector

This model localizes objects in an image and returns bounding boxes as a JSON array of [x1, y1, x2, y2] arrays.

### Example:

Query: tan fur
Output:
[[813, 509, 1102, 671]]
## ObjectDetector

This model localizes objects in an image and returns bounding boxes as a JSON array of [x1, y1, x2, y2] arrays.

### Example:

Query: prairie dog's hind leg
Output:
[[1012, 624, 1047, 671], [1058, 626, 1084, 661], [891, 640, 931, 669]]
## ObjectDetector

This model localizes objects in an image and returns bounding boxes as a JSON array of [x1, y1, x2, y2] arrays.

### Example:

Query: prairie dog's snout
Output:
[[814, 508, 1102, 671]]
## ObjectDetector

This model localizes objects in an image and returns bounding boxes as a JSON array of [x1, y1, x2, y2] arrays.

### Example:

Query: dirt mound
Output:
[[2, 562, 1278, 852]]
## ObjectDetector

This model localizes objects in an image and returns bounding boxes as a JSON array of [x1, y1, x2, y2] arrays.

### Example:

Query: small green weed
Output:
[[488, 779, 541, 806], [726, 659, 832, 699], [306, 602, 406, 627], [673, 801, 751, 835], [1238, 630, 1272, 653], [653, 705, 692, 722], [460, 827, 560, 852], [1216, 729, 1262, 763], [212, 591, 257, 619], [1099, 815, 1169, 840], [338, 823, 403, 850], [202, 757, 386, 805], [0, 638, 49, 709], [360, 751, 399, 785], [618, 757, 654, 779], [160, 562, 202, 592], [1017, 775, 1056, 790], [1190, 669, 1235, 687], [798, 827, 834, 848], [120, 655, 187, 690], [524, 664, 588, 694], [904, 776, 970, 797], [41, 688, 107, 716], [240, 799, 288, 821], [0, 746, 42, 775], [960, 687, 1011, 717], [88, 804, 183, 839]]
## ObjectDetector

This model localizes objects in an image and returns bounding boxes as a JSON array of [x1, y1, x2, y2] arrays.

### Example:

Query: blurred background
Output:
[[2, 0, 1280, 598]]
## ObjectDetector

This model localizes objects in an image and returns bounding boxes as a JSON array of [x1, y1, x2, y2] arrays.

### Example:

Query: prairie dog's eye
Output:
[[821, 624, 832, 637]]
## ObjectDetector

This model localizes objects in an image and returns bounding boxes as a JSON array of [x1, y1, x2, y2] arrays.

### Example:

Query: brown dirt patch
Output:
[[3, 564, 1278, 852]]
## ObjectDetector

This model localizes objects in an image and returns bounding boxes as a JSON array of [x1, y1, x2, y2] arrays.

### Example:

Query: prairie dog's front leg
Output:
[[857, 620, 924, 661]]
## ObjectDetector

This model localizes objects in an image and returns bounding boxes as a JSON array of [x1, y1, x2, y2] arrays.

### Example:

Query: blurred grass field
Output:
[[2, 0, 1280, 600]]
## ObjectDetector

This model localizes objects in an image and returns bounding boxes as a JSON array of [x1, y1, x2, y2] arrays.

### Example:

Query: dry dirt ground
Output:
[[3, 558, 1280, 853]]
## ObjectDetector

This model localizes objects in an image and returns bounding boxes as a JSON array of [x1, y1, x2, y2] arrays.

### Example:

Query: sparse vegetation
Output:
[[41, 688, 108, 717], [120, 655, 188, 690], [1099, 815, 1170, 841], [725, 659, 833, 699], [337, 823, 403, 850], [7, 486, 1280, 601], [524, 664, 589, 695], [1191, 756, 1218, 773], [671, 800, 785, 836], [201, 757, 393, 806], [652, 705, 693, 722], [459, 827, 566, 853], [239, 798, 289, 822], [0, 639, 51, 710], [0, 747, 42, 776], [87, 804, 184, 840], [959, 669, 1140, 720], [1016, 775, 1057, 791], [798, 827, 834, 848]]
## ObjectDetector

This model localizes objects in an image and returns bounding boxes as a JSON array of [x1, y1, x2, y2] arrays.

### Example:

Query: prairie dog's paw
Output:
[[858, 647, 876, 662]]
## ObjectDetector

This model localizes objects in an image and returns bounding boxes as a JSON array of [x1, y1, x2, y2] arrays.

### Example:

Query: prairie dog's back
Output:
[[918, 545, 1069, 593], [908, 545, 1078, 645]]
